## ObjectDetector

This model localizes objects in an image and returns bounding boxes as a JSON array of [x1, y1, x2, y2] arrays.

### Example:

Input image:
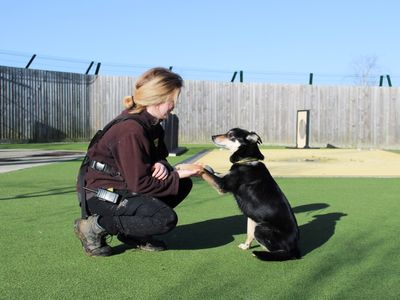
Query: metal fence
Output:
[[1, 66, 399, 148]]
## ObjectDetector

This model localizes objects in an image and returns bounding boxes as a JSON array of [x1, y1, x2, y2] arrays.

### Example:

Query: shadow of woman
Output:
[[291, 203, 347, 255], [299, 212, 347, 256], [165, 203, 348, 254], [163, 214, 247, 250], [110, 214, 247, 255]]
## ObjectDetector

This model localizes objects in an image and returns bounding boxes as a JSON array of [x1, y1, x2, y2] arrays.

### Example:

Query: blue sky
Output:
[[1, 0, 399, 85]]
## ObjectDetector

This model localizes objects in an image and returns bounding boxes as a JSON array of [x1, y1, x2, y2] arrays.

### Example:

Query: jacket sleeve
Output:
[[112, 124, 179, 197]]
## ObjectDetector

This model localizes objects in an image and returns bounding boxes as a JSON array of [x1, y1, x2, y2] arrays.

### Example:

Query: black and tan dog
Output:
[[189, 128, 301, 261]]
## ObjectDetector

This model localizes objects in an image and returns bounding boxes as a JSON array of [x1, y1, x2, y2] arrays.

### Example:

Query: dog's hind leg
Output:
[[251, 224, 300, 261], [238, 218, 256, 250], [253, 224, 282, 252]]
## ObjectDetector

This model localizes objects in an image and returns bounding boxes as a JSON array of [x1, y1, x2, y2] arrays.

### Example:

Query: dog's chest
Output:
[[232, 193, 261, 221]]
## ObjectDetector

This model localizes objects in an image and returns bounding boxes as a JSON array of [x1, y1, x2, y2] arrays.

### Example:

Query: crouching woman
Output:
[[74, 67, 200, 256]]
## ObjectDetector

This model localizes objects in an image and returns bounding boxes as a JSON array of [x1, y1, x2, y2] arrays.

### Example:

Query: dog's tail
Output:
[[252, 249, 301, 262]]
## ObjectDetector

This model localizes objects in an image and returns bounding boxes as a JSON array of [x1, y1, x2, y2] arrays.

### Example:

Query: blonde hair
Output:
[[123, 67, 183, 113]]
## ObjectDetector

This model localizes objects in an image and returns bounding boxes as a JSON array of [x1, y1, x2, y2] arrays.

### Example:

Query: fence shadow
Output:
[[0, 186, 75, 201], [32, 122, 66, 142]]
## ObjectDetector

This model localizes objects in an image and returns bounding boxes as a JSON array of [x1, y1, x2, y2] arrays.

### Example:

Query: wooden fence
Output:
[[1, 66, 399, 148], [1, 66, 91, 142]]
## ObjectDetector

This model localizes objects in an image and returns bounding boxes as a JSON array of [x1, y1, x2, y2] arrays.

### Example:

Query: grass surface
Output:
[[0, 146, 399, 299]]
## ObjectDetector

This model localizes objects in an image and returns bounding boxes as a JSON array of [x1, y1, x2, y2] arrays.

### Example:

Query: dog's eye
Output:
[[227, 132, 235, 140]]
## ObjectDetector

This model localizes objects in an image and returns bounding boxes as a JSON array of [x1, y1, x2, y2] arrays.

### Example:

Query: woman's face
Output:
[[149, 89, 180, 120], [155, 100, 175, 120]]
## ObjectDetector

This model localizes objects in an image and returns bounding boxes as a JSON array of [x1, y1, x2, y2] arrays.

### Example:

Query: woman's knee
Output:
[[158, 207, 178, 231], [113, 197, 178, 237], [179, 178, 193, 196]]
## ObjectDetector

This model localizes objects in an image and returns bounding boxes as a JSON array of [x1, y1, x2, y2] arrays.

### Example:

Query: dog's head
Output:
[[212, 128, 264, 163]]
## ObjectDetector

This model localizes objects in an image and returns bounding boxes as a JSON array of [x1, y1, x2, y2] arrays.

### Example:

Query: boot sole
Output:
[[138, 245, 166, 252], [117, 234, 166, 251]]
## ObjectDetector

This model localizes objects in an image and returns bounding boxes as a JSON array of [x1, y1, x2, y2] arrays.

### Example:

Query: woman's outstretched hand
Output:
[[175, 163, 204, 178]]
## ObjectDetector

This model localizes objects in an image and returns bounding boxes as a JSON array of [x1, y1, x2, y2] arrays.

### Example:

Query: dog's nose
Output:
[[211, 135, 217, 141]]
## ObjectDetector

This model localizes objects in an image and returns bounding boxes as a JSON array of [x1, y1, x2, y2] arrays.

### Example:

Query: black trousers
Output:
[[87, 178, 192, 238]]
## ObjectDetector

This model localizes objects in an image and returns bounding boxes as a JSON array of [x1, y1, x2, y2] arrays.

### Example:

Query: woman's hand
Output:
[[175, 163, 204, 178], [176, 168, 199, 178], [151, 162, 169, 181]]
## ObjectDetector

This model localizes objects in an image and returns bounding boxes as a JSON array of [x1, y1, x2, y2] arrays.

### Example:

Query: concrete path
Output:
[[0, 149, 85, 173]]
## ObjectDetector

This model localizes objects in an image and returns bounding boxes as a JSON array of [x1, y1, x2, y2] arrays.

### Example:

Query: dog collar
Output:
[[235, 157, 260, 164]]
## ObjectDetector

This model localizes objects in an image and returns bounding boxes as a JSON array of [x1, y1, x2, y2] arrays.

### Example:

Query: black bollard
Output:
[[162, 114, 187, 156]]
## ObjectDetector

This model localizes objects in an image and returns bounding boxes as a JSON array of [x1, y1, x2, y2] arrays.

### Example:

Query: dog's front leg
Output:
[[201, 167, 227, 194], [238, 218, 256, 250]]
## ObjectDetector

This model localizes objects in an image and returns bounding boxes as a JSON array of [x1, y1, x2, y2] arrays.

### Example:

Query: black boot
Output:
[[74, 216, 112, 256]]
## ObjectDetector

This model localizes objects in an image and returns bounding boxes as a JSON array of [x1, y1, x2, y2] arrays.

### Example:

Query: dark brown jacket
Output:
[[85, 109, 179, 197]]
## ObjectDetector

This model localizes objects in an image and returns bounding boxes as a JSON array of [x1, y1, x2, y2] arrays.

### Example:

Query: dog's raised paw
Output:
[[203, 165, 215, 174], [238, 243, 250, 250]]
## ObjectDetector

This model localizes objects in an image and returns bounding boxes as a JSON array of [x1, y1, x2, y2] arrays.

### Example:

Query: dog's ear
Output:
[[246, 132, 262, 144]]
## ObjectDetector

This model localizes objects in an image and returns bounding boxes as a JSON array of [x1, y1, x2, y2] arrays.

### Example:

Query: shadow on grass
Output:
[[293, 203, 330, 214], [110, 214, 247, 255], [299, 212, 347, 256], [166, 214, 248, 250], [110, 202, 347, 255], [293, 202, 347, 256], [168, 203, 347, 255], [109, 215, 247, 255], [0, 186, 76, 200]]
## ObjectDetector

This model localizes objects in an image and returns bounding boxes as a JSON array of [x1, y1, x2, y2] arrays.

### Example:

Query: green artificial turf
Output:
[[0, 149, 399, 299]]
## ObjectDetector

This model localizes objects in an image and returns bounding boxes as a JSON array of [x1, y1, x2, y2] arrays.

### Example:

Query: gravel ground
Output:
[[194, 148, 400, 177]]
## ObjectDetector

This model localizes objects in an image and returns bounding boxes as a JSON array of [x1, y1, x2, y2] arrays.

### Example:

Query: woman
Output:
[[74, 67, 200, 256]]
